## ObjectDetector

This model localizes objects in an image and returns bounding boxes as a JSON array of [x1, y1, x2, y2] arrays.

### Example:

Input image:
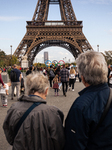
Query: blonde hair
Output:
[[70, 67, 75, 74], [53, 74, 58, 83]]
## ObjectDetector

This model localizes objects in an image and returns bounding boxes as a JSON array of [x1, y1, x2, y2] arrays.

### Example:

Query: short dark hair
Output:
[[63, 64, 65, 67], [14, 64, 17, 67]]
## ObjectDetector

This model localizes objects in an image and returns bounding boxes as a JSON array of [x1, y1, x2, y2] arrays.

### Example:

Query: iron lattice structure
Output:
[[14, 0, 93, 65]]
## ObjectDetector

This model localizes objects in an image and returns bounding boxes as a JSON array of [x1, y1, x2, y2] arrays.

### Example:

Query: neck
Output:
[[34, 92, 46, 100], [84, 82, 90, 87]]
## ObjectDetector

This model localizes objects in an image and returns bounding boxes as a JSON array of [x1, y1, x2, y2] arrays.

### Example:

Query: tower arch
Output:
[[14, 0, 93, 64]]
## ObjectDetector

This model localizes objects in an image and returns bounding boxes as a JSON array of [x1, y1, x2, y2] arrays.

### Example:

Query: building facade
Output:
[[44, 52, 48, 63]]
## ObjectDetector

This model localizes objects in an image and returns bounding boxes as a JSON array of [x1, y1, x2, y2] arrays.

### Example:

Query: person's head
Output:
[[110, 65, 112, 70], [14, 64, 17, 68], [70, 67, 75, 74], [53, 74, 58, 82], [76, 51, 108, 86], [108, 64, 111, 69], [55, 74, 58, 78], [63, 64, 65, 68], [26, 72, 49, 98]]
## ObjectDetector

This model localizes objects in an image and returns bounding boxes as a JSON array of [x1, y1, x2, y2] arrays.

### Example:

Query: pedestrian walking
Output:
[[65, 51, 112, 150], [3, 72, 65, 150], [10, 64, 22, 100], [0, 82, 11, 107], [53, 74, 59, 96], [60, 64, 69, 96], [20, 73, 25, 95], [68, 66, 76, 91], [108, 65, 112, 88], [49, 66, 55, 88], [26, 66, 32, 76], [0, 68, 5, 88]]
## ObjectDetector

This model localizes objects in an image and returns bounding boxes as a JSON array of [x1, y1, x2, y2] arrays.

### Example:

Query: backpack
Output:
[[10, 70, 17, 82], [49, 69, 55, 77]]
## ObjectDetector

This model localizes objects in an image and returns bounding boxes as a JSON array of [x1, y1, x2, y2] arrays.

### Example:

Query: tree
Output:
[[0, 50, 19, 67], [104, 51, 112, 65], [0, 50, 7, 67]]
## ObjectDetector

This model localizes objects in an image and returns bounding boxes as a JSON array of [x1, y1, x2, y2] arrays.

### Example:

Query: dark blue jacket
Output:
[[13, 68, 21, 82], [65, 83, 112, 150]]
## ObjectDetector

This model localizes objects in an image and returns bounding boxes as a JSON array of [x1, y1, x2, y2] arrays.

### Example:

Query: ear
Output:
[[81, 75, 86, 86], [45, 88, 49, 97], [81, 75, 85, 82], [81, 75, 90, 87]]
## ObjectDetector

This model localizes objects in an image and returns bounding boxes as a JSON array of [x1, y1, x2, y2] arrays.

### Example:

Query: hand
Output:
[[3, 84, 6, 88]]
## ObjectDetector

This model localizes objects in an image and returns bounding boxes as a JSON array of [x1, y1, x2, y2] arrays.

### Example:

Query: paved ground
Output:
[[0, 78, 84, 150]]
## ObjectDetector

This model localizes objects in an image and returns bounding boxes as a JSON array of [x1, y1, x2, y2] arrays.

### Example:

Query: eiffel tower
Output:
[[14, 0, 93, 65]]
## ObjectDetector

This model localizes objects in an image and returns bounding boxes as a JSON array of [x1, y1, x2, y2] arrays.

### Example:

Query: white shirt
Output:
[[0, 84, 9, 94], [69, 73, 75, 79]]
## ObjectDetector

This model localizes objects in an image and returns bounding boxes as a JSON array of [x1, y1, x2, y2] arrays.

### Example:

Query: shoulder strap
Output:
[[91, 88, 112, 135], [15, 102, 42, 137]]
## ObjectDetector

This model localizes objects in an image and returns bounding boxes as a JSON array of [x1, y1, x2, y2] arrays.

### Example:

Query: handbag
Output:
[[91, 88, 112, 135]]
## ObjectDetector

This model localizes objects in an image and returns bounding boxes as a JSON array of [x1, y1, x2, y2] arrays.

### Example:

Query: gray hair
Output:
[[26, 72, 49, 95], [76, 51, 108, 85]]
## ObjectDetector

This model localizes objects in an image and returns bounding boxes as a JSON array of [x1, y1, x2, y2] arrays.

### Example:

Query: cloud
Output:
[[110, 29, 112, 33], [0, 16, 25, 21]]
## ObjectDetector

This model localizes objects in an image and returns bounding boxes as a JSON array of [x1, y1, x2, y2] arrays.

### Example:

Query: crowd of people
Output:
[[0, 63, 80, 108], [1, 51, 112, 150], [25, 63, 81, 97]]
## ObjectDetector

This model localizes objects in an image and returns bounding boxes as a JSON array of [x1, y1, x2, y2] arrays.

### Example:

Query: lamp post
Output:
[[97, 45, 99, 52], [10, 45, 12, 67]]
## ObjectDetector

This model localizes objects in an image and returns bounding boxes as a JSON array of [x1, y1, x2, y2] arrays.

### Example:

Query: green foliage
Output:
[[33, 63, 46, 68], [0, 49, 19, 67], [0, 50, 7, 67], [7, 68, 12, 77]]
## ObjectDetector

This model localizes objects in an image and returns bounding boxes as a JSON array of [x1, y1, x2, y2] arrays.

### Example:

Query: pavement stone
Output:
[[0, 78, 84, 150]]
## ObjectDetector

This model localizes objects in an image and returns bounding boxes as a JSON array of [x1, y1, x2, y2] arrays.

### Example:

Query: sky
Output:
[[0, 0, 112, 63]]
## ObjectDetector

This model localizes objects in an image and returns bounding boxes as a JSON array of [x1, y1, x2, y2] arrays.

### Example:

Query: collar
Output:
[[18, 95, 46, 104], [79, 83, 109, 96]]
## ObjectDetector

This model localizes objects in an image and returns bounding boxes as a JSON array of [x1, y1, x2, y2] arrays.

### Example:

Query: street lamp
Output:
[[97, 45, 99, 52], [10, 45, 12, 67]]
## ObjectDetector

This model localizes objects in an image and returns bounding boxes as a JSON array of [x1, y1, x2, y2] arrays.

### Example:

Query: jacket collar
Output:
[[18, 95, 46, 104], [79, 83, 109, 96]]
